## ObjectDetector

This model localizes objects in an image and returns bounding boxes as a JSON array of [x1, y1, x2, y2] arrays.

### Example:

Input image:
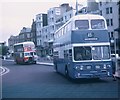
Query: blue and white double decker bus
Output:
[[53, 14, 113, 79]]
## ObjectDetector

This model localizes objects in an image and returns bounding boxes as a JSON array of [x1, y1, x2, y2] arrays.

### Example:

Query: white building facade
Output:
[[47, 7, 61, 41], [36, 13, 48, 56], [98, 0, 119, 53]]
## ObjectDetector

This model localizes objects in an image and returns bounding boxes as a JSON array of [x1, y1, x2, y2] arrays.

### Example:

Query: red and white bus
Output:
[[13, 41, 38, 64]]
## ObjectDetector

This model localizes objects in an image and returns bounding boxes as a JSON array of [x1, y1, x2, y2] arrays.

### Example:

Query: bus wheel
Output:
[[65, 66, 69, 78], [55, 64, 58, 72], [16, 60, 18, 64], [33, 61, 36, 64]]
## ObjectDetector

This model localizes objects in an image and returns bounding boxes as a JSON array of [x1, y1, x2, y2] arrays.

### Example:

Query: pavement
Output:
[[37, 57, 54, 66], [114, 59, 120, 79], [114, 69, 120, 79]]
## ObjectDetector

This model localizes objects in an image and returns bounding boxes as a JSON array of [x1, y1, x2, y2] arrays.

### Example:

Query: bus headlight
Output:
[[80, 65, 84, 70], [96, 65, 100, 69], [75, 65, 84, 71], [107, 64, 111, 68], [103, 64, 107, 69], [75, 65, 80, 70], [87, 65, 91, 69]]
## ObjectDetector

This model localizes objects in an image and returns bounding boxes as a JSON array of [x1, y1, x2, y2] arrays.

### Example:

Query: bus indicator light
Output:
[[87, 65, 91, 69], [96, 65, 100, 69], [103, 64, 107, 69]]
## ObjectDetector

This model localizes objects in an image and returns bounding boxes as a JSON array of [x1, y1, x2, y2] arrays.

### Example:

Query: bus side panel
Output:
[[14, 52, 24, 64], [54, 58, 73, 76]]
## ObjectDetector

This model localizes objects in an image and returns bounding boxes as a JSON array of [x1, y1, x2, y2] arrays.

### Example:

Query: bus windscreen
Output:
[[74, 46, 110, 61]]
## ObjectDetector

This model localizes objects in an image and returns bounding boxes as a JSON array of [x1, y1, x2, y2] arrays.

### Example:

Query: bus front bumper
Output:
[[74, 70, 112, 79]]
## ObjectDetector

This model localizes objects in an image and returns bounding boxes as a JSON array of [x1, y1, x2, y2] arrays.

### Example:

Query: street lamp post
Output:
[[76, 0, 78, 15], [114, 31, 118, 73]]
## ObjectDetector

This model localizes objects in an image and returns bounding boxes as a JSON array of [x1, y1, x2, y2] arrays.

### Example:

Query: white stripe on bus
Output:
[[72, 42, 110, 46]]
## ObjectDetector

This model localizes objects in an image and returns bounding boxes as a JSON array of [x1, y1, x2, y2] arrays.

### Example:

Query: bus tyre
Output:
[[33, 61, 36, 64], [55, 64, 58, 72], [16, 60, 18, 64], [65, 67, 69, 79]]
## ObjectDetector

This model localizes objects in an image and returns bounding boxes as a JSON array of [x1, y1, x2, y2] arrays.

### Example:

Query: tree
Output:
[[0, 45, 9, 56]]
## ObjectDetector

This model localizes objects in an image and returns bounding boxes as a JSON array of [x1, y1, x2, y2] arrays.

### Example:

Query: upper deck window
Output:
[[75, 20, 89, 29], [91, 19, 105, 29]]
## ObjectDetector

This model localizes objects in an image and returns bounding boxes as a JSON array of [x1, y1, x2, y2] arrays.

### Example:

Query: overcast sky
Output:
[[0, 0, 87, 44]]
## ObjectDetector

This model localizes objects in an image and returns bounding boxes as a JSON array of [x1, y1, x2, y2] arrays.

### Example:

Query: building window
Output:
[[27, 34, 30, 38], [70, 14, 72, 18], [52, 26, 54, 30], [110, 7, 112, 13], [106, 19, 110, 26], [100, 10, 102, 15], [108, 32, 110, 37], [110, 19, 113, 26], [52, 18, 54, 22], [111, 32, 114, 37], [106, 8, 109, 14], [65, 16, 67, 20], [52, 11, 53, 14], [99, 2, 102, 6], [105, 0, 109, 4], [40, 40, 41, 45]]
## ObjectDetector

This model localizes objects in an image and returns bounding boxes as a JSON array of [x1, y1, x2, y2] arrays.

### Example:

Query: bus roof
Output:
[[55, 14, 105, 33], [14, 41, 35, 46], [72, 14, 105, 20]]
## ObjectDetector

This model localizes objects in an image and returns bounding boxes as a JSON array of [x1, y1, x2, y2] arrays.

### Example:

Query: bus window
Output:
[[74, 46, 92, 61], [91, 19, 105, 29], [92, 47, 101, 60], [33, 52, 37, 55], [64, 50, 68, 59], [103, 46, 110, 59], [69, 49, 72, 59], [92, 46, 110, 60], [20, 53, 23, 58], [30, 52, 33, 56], [75, 20, 89, 29], [14, 44, 23, 52], [24, 52, 30, 56]]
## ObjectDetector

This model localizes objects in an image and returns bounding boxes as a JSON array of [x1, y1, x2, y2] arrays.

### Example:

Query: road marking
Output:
[[0, 66, 10, 76], [4, 59, 14, 62]]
